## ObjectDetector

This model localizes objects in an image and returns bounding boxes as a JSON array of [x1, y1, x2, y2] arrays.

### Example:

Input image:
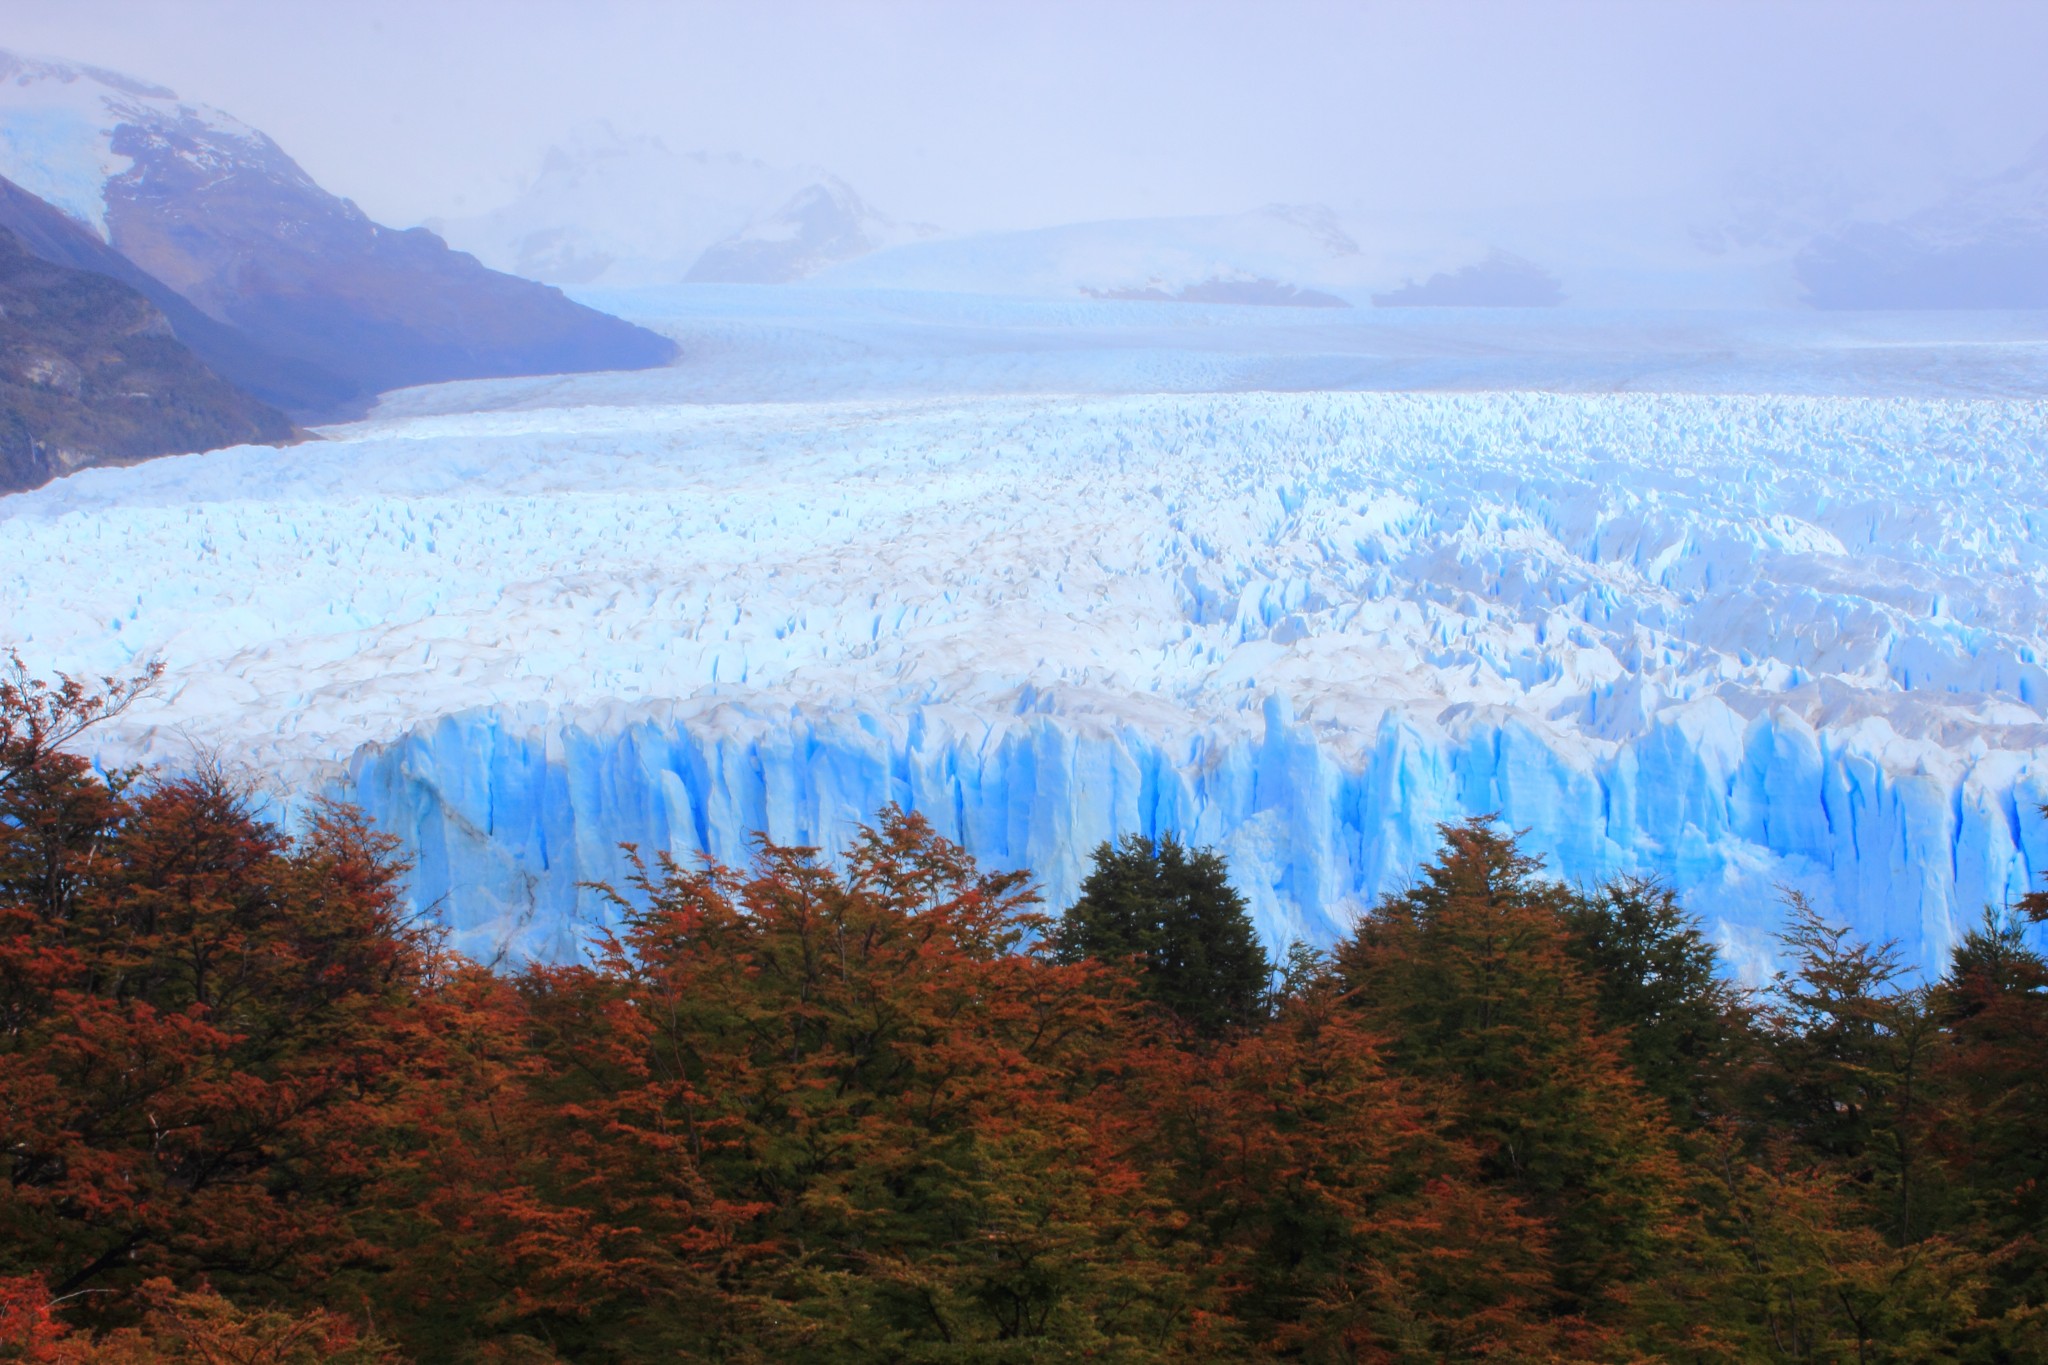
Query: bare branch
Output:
[[0, 648, 165, 788]]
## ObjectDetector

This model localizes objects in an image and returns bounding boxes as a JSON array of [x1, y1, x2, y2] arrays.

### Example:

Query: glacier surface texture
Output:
[[4, 294, 2047, 975]]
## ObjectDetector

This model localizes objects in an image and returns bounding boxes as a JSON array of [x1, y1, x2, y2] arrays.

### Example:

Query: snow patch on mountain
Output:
[[685, 177, 911, 284], [0, 50, 266, 238], [0, 50, 673, 419], [1798, 138, 2048, 308]]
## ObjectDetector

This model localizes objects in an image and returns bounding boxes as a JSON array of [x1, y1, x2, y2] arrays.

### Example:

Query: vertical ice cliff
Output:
[[3, 375, 2044, 976], [341, 695, 2048, 976]]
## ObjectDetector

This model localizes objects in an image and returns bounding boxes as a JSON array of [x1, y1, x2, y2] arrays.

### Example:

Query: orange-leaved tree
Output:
[[379, 809, 1200, 1361], [1114, 963, 1562, 1361], [0, 654, 437, 1324], [1333, 820, 1692, 1353]]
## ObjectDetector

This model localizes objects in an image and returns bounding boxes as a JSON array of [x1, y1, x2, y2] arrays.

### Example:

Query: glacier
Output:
[[3, 291, 2046, 976]]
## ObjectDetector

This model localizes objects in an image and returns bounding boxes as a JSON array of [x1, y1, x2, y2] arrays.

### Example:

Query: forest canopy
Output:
[[2, 660, 2044, 1362]]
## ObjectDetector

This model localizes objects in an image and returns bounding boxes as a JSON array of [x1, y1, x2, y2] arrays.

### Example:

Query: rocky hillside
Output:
[[0, 53, 676, 420], [0, 225, 292, 493], [0, 174, 359, 416], [99, 105, 678, 406]]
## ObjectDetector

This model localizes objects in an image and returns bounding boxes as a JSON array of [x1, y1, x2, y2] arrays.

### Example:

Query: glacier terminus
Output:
[[4, 292, 2045, 976]]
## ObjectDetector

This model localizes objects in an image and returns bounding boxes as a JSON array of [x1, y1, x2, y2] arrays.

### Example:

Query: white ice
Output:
[[4, 289, 2046, 975]]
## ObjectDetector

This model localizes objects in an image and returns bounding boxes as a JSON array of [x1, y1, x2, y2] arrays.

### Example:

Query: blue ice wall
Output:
[[336, 698, 2048, 978]]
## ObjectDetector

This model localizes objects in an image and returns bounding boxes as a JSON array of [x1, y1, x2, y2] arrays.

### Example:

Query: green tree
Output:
[[1688, 1120, 1989, 1365], [1055, 834, 1270, 1039], [1755, 896, 1951, 1243], [1706, 895, 1995, 1360], [1928, 908, 2048, 1355], [1562, 876, 1752, 1127]]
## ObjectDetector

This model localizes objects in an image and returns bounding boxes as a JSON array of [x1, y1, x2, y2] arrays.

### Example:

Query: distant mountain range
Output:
[[0, 48, 2034, 495], [445, 121, 2048, 314], [1371, 250, 1564, 307], [0, 51, 675, 491], [813, 205, 1377, 303], [434, 142, 1555, 309], [427, 126, 930, 287], [1798, 139, 2048, 308]]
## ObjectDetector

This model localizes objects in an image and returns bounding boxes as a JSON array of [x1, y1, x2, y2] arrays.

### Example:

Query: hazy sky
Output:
[[7, 0, 2047, 233]]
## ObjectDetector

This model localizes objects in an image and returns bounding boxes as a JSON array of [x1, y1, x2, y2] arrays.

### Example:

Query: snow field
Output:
[[4, 385, 2046, 971]]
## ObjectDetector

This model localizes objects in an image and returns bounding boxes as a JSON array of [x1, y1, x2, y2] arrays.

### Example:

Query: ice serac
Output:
[[2, 365, 2044, 977], [340, 694, 2048, 976]]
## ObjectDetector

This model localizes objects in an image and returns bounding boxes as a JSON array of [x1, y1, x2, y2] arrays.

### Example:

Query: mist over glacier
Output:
[[3, 290, 2045, 976]]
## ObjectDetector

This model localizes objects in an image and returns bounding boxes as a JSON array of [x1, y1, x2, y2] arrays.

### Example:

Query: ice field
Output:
[[5, 288, 2048, 972]]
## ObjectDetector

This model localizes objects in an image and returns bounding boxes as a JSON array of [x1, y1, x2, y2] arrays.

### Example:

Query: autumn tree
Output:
[[1686, 1118, 1989, 1363], [1115, 972, 1568, 1361], [1334, 820, 1688, 1345], [381, 810, 1198, 1361], [1671, 894, 2004, 1360], [9, 650, 2047, 1359], [1926, 908, 2048, 1355], [0, 657, 436, 1326], [1750, 896, 1954, 1245], [0, 1274, 398, 1363]]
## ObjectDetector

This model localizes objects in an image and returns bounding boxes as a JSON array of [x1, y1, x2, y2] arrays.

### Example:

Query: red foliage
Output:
[[5, 662, 2044, 1360]]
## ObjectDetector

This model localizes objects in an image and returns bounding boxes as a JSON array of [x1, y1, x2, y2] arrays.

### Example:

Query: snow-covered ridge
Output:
[[428, 125, 923, 286], [0, 50, 271, 237], [5, 375, 2044, 974]]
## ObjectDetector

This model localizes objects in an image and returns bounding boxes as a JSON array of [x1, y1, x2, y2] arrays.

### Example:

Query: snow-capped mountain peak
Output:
[[1260, 202, 1363, 258], [0, 51, 675, 419], [0, 50, 276, 238], [428, 124, 913, 286], [686, 174, 924, 283]]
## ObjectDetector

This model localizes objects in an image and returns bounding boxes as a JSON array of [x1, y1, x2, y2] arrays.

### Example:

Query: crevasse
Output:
[[5, 376, 2046, 977]]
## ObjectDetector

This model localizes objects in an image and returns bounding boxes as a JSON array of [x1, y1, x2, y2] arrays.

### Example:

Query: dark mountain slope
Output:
[[0, 225, 293, 493], [0, 175, 363, 416], [101, 108, 678, 413]]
